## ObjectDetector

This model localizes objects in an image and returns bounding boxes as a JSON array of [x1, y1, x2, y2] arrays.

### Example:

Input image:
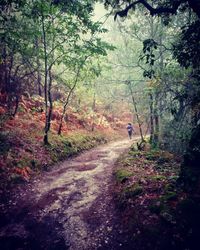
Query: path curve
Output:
[[0, 138, 137, 250]]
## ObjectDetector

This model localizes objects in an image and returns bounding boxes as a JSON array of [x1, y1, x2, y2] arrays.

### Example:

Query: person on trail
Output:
[[126, 123, 134, 139]]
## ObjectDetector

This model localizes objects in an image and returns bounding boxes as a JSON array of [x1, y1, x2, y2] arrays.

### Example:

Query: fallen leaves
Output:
[[13, 166, 32, 181]]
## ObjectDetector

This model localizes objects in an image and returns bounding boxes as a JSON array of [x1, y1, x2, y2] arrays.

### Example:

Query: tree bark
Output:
[[128, 81, 144, 142], [12, 95, 19, 117], [58, 68, 81, 135], [35, 38, 42, 96], [149, 92, 154, 143], [91, 91, 96, 132], [41, 14, 50, 145]]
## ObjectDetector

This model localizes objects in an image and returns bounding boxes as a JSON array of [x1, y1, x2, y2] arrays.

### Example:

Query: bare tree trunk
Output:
[[41, 15, 49, 145], [91, 91, 96, 131], [154, 112, 159, 145], [47, 68, 53, 128], [149, 92, 154, 143], [58, 68, 81, 135], [35, 38, 42, 96], [12, 95, 19, 117], [128, 81, 144, 142]]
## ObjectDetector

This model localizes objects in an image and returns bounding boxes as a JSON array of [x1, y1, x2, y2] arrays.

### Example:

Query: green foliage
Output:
[[145, 150, 161, 161], [123, 184, 143, 198], [115, 169, 133, 183], [47, 132, 107, 163], [174, 20, 200, 70], [151, 175, 166, 181]]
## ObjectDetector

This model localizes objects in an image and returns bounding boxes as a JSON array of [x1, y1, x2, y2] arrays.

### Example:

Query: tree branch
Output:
[[114, 0, 183, 20]]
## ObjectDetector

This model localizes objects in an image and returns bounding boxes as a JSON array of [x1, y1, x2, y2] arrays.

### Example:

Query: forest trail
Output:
[[0, 137, 138, 250]]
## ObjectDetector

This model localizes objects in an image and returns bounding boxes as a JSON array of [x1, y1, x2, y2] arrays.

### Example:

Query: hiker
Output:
[[126, 123, 134, 139]]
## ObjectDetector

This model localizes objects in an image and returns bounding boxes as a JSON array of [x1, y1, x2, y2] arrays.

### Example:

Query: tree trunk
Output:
[[152, 83, 160, 146], [35, 38, 42, 96], [12, 95, 19, 117], [91, 92, 96, 132], [44, 68, 53, 144], [128, 81, 144, 142], [154, 113, 159, 145], [58, 68, 81, 135], [149, 92, 154, 143], [47, 69, 53, 131], [41, 15, 49, 145]]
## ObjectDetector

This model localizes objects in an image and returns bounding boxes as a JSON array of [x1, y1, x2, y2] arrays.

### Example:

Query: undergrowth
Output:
[[113, 144, 200, 250], [0, 130, 107, 190]]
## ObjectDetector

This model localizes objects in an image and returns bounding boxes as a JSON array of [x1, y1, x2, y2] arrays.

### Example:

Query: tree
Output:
[[104, 0, 200, 190], [0, 1, 39, 116]]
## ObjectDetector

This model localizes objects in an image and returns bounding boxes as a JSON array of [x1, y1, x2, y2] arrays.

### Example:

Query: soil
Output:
[[0, 138, 138, 250]]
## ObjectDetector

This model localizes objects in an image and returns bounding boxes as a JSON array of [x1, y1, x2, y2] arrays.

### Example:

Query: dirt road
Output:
[[0, 138, 136, 250]]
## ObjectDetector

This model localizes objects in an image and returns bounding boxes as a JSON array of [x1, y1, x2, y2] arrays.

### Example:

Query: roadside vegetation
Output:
[[0, 95, 125, 190], [114, 142, 200, 250]]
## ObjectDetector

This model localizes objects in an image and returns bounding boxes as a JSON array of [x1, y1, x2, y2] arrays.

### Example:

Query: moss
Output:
[[115, 169, 133, 183], [151, 175, 166, 181], [130, 144, 137, 151], [143, 159, 150, 164], [145, 150, 174, 163], [17, 157, 32, 168], [49, 144, 75, 161], [128, 150, 142, 157], [47, 132, 107, 163], [163, 191, 178, 201], [145, 150, 160, 161], [120, 158, 133, 166], [116, 185, 143, 210], [123, 184, 143, 198], [149, 191, 178, 215], [63, 133, 106, 153], [164, 183, 176, 192]]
